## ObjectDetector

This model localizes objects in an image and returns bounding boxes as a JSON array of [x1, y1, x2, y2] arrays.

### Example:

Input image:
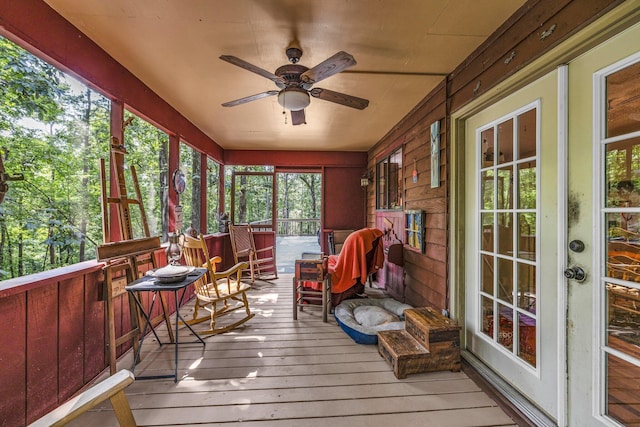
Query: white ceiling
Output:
[[44, 0, 525, 152]]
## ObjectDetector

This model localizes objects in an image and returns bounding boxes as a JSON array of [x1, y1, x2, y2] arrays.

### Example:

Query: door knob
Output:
[[564, 266, 586, 282]]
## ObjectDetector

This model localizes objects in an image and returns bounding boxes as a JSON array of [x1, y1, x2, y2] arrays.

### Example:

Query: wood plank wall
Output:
[[366, 0, 623, 310]]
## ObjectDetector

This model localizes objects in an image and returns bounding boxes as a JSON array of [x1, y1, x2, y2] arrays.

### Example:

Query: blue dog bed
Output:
[[334, 297, 413, 344]]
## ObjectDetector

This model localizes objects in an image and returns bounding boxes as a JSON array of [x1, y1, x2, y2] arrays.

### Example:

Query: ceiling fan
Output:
[[220, 43, 369, 125]]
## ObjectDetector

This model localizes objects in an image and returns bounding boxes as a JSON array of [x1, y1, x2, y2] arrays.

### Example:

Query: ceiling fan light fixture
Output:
[[277, 87, 310, 111]]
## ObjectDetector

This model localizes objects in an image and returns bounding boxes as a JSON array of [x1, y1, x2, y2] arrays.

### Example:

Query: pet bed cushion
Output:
[[334, 297, 413, 344]]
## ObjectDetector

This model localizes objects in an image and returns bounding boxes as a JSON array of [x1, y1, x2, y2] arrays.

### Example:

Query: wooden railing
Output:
[[0, 233, 236, 427], [276, 218, 320, 236]]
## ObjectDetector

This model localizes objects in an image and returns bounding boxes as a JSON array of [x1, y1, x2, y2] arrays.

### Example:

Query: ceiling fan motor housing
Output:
[[286, 46, 303, 63]]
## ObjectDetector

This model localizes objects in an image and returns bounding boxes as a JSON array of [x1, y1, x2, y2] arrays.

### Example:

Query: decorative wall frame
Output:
[[430, 120, 441, 188], [405, 209, 426, 253]]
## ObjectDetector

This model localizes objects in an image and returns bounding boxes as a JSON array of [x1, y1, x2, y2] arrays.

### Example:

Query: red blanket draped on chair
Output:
[[328, 228, 384, 299]]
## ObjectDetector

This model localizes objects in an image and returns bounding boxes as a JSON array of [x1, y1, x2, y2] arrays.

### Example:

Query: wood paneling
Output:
[[84, 270, 105, 382], [368, 79, 448, 309], [26, 285, 59, 423], [58, 276, 86, 402], [0, 293, 26, 427]]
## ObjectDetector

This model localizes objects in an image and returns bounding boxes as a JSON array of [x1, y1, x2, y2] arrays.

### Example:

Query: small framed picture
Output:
[[405, 210, 426, 253]]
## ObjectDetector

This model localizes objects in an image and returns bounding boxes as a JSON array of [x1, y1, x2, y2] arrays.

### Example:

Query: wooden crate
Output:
[[378, 330, 430, 379], [404, 307, 460, 351], [378, 307, 461, 379]]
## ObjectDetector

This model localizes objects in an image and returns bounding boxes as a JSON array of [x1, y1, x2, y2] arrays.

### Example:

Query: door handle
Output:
[[564, 266, 586, 282]]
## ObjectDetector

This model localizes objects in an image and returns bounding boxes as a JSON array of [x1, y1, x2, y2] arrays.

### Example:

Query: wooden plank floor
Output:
[[70, 275, 518, 426]]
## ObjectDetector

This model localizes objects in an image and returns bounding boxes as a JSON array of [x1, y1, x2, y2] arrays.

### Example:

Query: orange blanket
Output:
[[328, 228, 384, 294]]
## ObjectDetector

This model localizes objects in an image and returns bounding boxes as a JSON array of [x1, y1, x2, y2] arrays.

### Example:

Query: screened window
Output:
[[376, 147, 403, 209], [179, 142, 201, 233], [206, 157, 220, 233], [123, 111, 169, 241], [0, 36, 111, 279]]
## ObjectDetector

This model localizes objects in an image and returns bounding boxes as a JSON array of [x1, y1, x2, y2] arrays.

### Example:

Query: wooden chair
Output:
[[181, 234, 254, 335], [328, 229, 355, 255], [229, 224, 278, 283]]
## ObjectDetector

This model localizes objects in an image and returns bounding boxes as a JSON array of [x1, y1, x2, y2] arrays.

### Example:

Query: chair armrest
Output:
[[213, 261, 249, 278], [254, 246, 274, 254], [28, 369, 136, 427]]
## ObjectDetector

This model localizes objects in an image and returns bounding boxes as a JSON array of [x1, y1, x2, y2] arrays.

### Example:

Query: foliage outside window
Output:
[[277, 173, 321, 236], [376, 147, 403, 209], [123, 111, 169, 241], [206, 157, 220, 233], [179, 142, 201, 233], [0, 36, 110, 280]]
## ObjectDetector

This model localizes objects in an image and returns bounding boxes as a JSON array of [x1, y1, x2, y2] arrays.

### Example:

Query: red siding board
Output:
[[84, 271, 106, 381], [58, 276, 85, 401], [26, 285, 59, 424], [0, 293, 27, 427]]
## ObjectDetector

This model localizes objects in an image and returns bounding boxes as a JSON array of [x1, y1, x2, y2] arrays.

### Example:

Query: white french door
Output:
[[464, 70, 560, 421]]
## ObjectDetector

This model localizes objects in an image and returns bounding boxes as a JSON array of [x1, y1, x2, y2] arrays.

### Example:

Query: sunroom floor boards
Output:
[[69, 274, 518, 427]]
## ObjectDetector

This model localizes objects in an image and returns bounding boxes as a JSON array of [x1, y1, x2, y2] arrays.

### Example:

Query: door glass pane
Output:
[[481, 170, 495, 209], [517, 262, 536, 313], [518, 312, 536, 366], [518, 161, 536, 209], [606, 352, 640, 426], [497, 212, 512, 255], [497, 166, 513, 209], [518, 109, 537, 159], [498, 257, 513, 303], [482, 296, 494, 339], [482, 254, 494, 294], [498, 303, 514, 351], [606, 137, 640, 209], [497, 119, 513, 165], [481, 128, 495, 168], [481, 213, 494, 252], [606, 60, 640, 138], [607, 283, 640, 352], [518, 213, 536, 260]]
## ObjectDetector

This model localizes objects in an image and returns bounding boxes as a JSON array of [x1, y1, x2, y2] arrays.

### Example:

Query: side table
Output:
[[125, 267, 207, 382]]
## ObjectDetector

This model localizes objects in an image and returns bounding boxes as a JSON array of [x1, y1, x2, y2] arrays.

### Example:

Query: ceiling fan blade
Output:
[[220, 55, 285, 85], [300, 51, 356, 85], [291, 109, 306, 126], [309, 87, 369, 110], [222, 90, 279, 107]]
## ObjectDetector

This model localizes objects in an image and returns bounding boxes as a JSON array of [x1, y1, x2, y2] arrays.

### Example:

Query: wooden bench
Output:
[[28, 369, 137, 427]]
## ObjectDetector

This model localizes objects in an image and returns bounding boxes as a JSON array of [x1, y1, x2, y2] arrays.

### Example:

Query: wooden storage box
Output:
[[405, 307, 460, 351], [378, 307, 461, 379], [378, 330, 430, 379]]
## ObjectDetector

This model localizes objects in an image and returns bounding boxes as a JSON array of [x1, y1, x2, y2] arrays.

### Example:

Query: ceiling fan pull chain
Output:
[[282, 91, 287, 124]]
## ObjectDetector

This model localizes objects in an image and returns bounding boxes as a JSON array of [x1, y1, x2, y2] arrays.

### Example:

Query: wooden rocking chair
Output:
[[181, 234, 254, 335], [229, 224, 278, 283]]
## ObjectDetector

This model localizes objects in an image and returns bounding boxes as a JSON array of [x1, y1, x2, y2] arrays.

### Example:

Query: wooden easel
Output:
[[99, 137, 173, 375]]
